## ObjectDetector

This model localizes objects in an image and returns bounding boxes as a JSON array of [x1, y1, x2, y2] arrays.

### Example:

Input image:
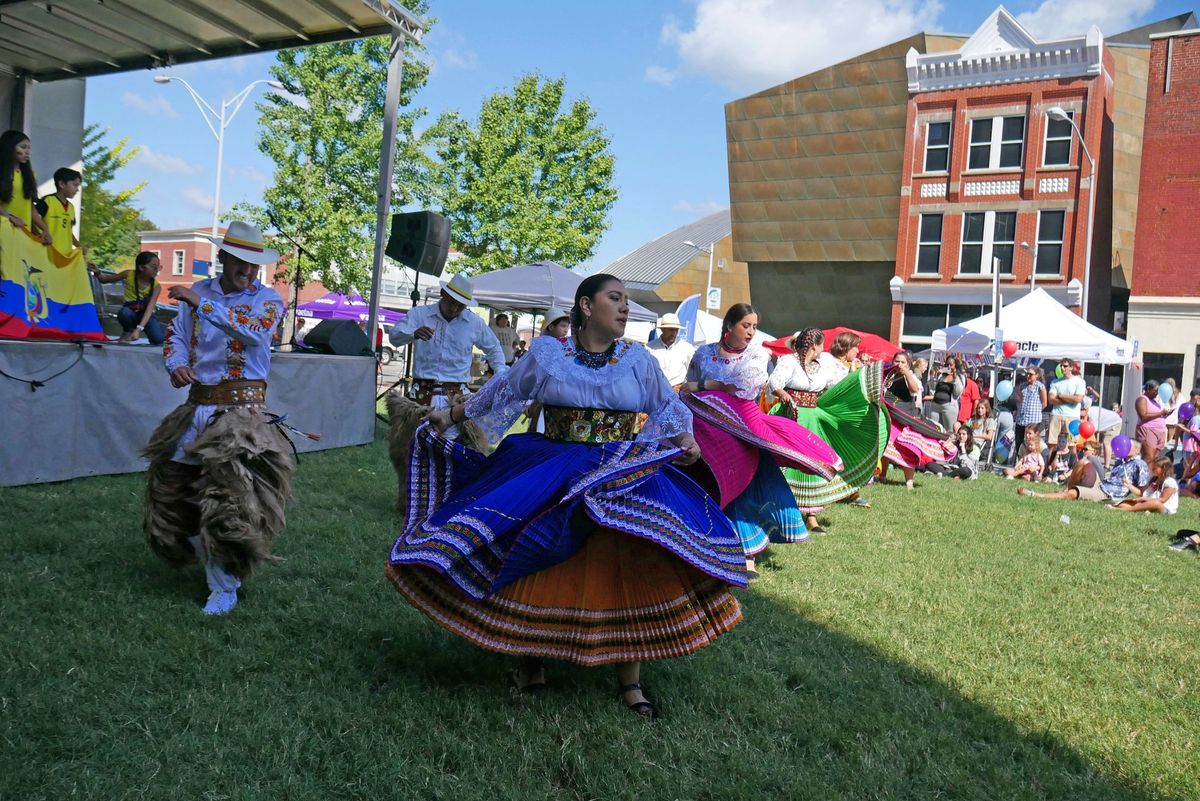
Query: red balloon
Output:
[[1078, 421, 1095, 439], [1002, 340, 1019, 358]]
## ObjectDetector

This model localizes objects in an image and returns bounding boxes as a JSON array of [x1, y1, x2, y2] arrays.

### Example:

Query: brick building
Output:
[[139, 226, 328, 306], [725, 7, 1196, 346], [1127, 28, 1200, 389], [891, 9, 1108, 350]]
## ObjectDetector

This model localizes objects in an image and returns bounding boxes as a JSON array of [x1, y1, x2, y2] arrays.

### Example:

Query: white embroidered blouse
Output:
[[463, 335, 692, 443], [685, 343, 770, 400], [767, 353, 835, 393]]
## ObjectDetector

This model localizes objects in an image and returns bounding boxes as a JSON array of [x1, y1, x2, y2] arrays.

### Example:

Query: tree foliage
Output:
[[241, 11, 432, 297], [419, 74, 617, 274], [79, 124, 153, 271]]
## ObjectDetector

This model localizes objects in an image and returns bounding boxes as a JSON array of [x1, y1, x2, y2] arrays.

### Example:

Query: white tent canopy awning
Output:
[[931, 288, 1136, 365]]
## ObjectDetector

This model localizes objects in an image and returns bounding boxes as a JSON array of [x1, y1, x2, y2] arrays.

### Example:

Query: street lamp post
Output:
[[154, 75, 284, 265], [683, 239, 716, 311], [1046, 106, 1095, 323]]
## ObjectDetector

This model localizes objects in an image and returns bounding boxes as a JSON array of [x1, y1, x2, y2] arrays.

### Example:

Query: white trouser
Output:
[[187, 535, 241, 593]]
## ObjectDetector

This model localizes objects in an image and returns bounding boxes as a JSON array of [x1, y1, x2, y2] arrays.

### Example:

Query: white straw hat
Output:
[[657, 313, 683, 329], [440, 273, 475, 306], [542, 306, 569, 331], [206, 221, 279, 265]]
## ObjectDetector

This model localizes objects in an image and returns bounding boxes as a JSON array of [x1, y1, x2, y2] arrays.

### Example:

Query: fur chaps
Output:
[[142, 403, 296, 579], [386, 391, 487, 512]]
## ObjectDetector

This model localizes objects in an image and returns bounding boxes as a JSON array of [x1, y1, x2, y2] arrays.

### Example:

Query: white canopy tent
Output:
[[931, 289, 1135, 365]]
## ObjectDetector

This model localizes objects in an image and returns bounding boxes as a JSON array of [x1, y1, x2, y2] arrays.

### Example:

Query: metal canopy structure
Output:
[[0, 0, 422, 82]]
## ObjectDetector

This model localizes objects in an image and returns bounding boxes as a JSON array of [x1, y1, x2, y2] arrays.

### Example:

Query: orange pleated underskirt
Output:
[[386, 528, 743, 666]]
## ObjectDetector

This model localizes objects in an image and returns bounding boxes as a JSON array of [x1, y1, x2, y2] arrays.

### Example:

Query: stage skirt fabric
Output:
[[682, 391, 837, 555], [882, 401, 957, 469], [769, 361, 890, 512], [386, 427, 746, 666]]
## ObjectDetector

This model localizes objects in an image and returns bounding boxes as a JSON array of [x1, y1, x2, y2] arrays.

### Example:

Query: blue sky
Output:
[[84, 0, 1168, 272]]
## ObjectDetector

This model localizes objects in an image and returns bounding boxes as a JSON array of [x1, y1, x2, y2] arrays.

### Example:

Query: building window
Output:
[[1143, 352, 1184, 390], [172, 250, 186, 276], [900, 302, 991, 349], [1043, 111, 1074, 166], [959, 211, 1016, 275], [968, 115, 1025, 170], [1035, 210, 1066, 275], [924, 122, 950, 172], [916, 214, 942, 275]]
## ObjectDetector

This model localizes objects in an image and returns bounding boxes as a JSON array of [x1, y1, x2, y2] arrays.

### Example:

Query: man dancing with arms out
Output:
[[142, 222, 294, 616], [385, 273, 509, 508]]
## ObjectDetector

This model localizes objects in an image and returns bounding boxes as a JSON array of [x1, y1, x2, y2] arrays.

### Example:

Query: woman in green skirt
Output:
[[767, 329, 889, 531]]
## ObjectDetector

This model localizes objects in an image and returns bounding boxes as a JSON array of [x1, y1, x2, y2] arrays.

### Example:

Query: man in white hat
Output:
[[142, 221, 294, 616], [646, 312, 694, 391]]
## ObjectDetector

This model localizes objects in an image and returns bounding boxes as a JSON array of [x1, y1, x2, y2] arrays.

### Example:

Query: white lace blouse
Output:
[[767, 353, 834, 393], [463, 335, 692, 443], [685, 343, 770, 400]]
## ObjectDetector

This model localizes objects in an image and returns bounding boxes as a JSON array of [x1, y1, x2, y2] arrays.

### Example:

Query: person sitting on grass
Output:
[[1042, 433, 1079, 483], [1004, 427, 1044, 481], [924, 427, 980, 480], [1109, 456, 1179, 514], [1018, 440, 1150, 503]]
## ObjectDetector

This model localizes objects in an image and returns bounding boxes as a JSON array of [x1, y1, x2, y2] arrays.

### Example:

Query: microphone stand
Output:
[[267, 212, 315, 349]]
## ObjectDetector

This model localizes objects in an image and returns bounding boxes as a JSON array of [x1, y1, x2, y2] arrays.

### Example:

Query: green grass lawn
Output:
[[3, 432, 1198, 801]]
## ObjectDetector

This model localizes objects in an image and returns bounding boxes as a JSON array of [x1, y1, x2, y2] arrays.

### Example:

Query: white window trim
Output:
[[915, 213, 942, 275], [923, 121, 951, 174], [968, 115, 1025, 171], [957, 210, 1016, 276], [172, 249, 186, 276], [1042, 110, 1074, 167], [1034, 209, 1065, 276]]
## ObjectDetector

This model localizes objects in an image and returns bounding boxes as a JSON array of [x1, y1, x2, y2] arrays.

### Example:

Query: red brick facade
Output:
[[139, 226, 327, 305], [1132, 32, 1200, 298]]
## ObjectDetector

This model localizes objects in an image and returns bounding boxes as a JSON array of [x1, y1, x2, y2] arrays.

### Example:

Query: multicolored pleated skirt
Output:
[[769, 361, 890, 512], [882, 400, 957, 468], [682, 391, 841, 554], [386, 426, 746, 666]]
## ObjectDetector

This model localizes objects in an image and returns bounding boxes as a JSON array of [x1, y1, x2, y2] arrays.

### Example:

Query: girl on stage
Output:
[[681, 304, 840, 577], [881, 350, 956, 489], [386, 274, 746, 720], [767, 327, 888, 531]]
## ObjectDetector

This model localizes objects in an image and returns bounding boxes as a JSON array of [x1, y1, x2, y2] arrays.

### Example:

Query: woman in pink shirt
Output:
[[1135, 380, 1170, 461]]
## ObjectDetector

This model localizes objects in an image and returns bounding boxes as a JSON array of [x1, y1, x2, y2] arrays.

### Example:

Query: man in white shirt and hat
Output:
[[646, 313, 694, 391], [386, 273, 507, 509], [142, 221, 294, 616]]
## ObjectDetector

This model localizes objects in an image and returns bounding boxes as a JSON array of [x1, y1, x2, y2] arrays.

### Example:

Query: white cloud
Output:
[[136, 146, 201, 175], [1015, 0, 1156, 39], [657, 0, 942, 93], [439, 47, 479, 71], [122, 91, 177, 118], [181, 187, 215, 214], [672, 199, 724, 215], [645, 64, 678, 86], [425, 26, 479, 75], [226, 165, 270, 186]]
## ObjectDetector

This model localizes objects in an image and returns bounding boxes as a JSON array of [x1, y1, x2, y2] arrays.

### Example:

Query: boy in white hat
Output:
[[142, 221, 294, 616], [646, 312, 694, 390], [385, 273, 508, 508]]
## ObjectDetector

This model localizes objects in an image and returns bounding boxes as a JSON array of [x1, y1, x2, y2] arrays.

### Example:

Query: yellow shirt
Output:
[[123, 271, 158, 304], [1, 169, 33, 227], [36, 195, 75, 254]]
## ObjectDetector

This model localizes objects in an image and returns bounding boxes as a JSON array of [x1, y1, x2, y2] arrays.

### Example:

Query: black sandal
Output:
[[513, 656, 547, 697], [619, 682, 658, 720]]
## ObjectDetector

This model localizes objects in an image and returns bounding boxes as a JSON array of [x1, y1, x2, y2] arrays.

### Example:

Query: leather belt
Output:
[[188, 379, 267, 406], [412, 378, 468, 407]]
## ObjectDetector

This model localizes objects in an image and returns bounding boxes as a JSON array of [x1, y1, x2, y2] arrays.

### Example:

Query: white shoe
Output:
[[202, 590, 238, 616]]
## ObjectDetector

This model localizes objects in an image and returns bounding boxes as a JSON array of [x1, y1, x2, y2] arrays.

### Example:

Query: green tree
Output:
[[79, 124, 152, 270], [241, 12, 433, 297], [420, 73, 617, 274]]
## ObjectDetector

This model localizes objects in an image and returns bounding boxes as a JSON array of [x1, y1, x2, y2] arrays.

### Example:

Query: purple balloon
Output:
[[1180, 402, 1196, 423], [1112, 434, 1132, 459]]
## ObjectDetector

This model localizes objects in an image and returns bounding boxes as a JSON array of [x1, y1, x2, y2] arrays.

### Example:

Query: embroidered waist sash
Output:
[[188, 379, 267, 406], [412, 378, 468, 406], [542, 405, 642, 444], [783, 388, 821, 408]]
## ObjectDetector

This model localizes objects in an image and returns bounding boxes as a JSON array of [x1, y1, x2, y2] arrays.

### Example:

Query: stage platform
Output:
[[0, 339, 377, 487]]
